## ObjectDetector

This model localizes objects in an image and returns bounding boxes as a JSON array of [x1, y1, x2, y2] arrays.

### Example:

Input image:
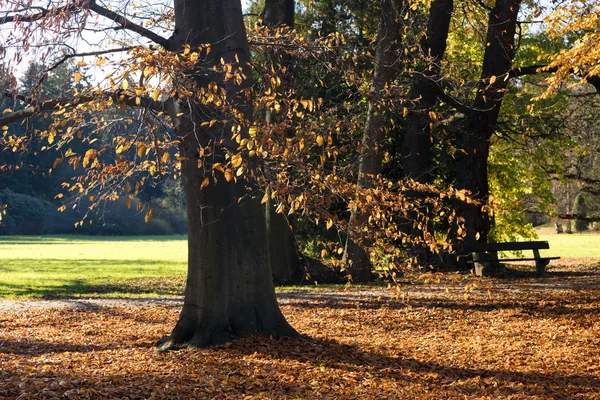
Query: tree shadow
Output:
[[0, 338, 106, 355], [229, 334, 600, 396], [279, 291, 600, 320]]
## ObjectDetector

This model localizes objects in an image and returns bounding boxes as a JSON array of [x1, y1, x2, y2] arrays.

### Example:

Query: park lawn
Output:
[[0, 235, 188, 299], [1, 234, 599, 298], [538, 233, 600, 259]]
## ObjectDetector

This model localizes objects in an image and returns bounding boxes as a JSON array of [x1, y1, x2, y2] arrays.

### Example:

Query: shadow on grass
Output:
[[0, 234, 187, 245], [0, 277, 185, 298]]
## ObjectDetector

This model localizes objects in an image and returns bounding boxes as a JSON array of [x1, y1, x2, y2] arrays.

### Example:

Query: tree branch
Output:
[[0, 4, 78, 24], [0, 92, 165, 125], [511, 64, 600, 95], [87, 0, 171, 49], [557, 213, 600, 222], [0, 1, 172, 49]]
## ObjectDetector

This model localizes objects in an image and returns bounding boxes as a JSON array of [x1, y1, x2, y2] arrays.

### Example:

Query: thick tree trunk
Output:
[[401, 0, 453, 266], [158, 0, 297, 350], [452, 0, 522, 246], [342, 0, 403, 282], [263, 0, 304, 285]]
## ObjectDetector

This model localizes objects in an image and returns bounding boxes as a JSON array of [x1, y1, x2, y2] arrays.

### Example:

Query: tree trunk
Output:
[[342, 0, 403, 282], [158, 0, 297, 350], [262, 0, 304, 285], [401, 0, 454, 266], [263, 0, 295, 27], [452, 0, 522, 245]]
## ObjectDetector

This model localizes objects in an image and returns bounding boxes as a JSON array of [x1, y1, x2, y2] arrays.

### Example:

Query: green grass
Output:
[[0, 235, 188, 299], [2, 233, 598, 299], [537, 233, 600, 259]]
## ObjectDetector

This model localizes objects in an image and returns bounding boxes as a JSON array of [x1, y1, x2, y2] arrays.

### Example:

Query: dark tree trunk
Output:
[[343, 0, 403, 282], [401, 0, 453, 266], [262, 0, 304, 285], [452, 0, 522, 245], [263, 0, 295, 27], [158, 0, 296, 350]]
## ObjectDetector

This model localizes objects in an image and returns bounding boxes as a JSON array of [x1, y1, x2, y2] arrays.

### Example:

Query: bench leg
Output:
[[535, 259, 550, 275]]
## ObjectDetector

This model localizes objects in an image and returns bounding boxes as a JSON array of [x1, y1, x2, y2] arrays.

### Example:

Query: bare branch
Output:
[[0, 92, 165, 125], [48, 47, 138, 74], [0, 1, 172, 49], [0, 4, 78, 24], [87, 0, 172, 49]]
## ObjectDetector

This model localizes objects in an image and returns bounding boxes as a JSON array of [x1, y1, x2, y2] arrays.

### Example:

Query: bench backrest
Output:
[[462, 241, 550, 253]]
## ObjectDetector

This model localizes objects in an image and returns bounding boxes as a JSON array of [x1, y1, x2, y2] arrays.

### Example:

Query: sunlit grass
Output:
[[1, 233, 599, 299], [537, 233, 600, 259], [0, 235, 188, 298]]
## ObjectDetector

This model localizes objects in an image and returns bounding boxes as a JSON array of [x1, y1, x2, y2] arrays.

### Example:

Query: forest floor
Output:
[[1, 261, 599, 399]]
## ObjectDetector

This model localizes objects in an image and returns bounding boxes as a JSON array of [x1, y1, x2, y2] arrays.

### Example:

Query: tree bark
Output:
[[262, 0, 304, 285], [263, 0, 294, 27], [158, 0, 297, 350], [342, 0, 403, 282], [452, 0, 522, 245], [401, 0, 454, 266]]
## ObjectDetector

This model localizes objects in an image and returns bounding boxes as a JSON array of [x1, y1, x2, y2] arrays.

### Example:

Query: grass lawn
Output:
[[0, 235, 187, 298], [1, 233, 599, 299], [538, 233, 600, 258]]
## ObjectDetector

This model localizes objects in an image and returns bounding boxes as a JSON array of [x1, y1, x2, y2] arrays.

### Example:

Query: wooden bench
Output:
[[461, 241, 560, 276]]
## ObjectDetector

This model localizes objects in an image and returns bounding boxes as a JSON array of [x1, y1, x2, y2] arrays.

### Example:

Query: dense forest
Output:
[[0, 0, 599, 344]]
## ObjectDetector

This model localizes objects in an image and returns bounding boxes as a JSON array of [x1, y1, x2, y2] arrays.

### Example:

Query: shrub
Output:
[[143, 217, 174, 235], [0, 189, 52, 234]]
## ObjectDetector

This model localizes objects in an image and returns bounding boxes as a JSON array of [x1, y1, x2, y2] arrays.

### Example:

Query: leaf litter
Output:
[[1, 264, 599, 399]]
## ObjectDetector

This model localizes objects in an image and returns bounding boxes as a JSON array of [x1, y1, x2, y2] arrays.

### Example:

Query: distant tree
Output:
[[573, 193, 590, 232]]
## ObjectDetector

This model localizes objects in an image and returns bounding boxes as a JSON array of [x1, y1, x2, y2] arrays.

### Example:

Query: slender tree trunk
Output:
[[262, 0, 303, 285], [158, 0, 296, 350], [401, 0, 454, 266], [343, 0, 403, 282], [452, 0, 522, 245]]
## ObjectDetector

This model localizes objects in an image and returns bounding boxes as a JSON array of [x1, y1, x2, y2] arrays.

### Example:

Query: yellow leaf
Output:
[[231, 154, 243, 168], [224, 169, 234, 182], [261, 192, 269, 204], [201, 176, 210, 189], [145, 207, 153, 222], [122, 79, 129, 90], [74, 72, 82, 83], [152, 89, 161, 101], [489, 75, 497, 84], [236, 166, 244, 177], [137, 144, 146, 157], [403, 107, 409, 117], [76, 61, 87, 67], [326, 218, 333, 230], [316, 135, 324, 147]]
